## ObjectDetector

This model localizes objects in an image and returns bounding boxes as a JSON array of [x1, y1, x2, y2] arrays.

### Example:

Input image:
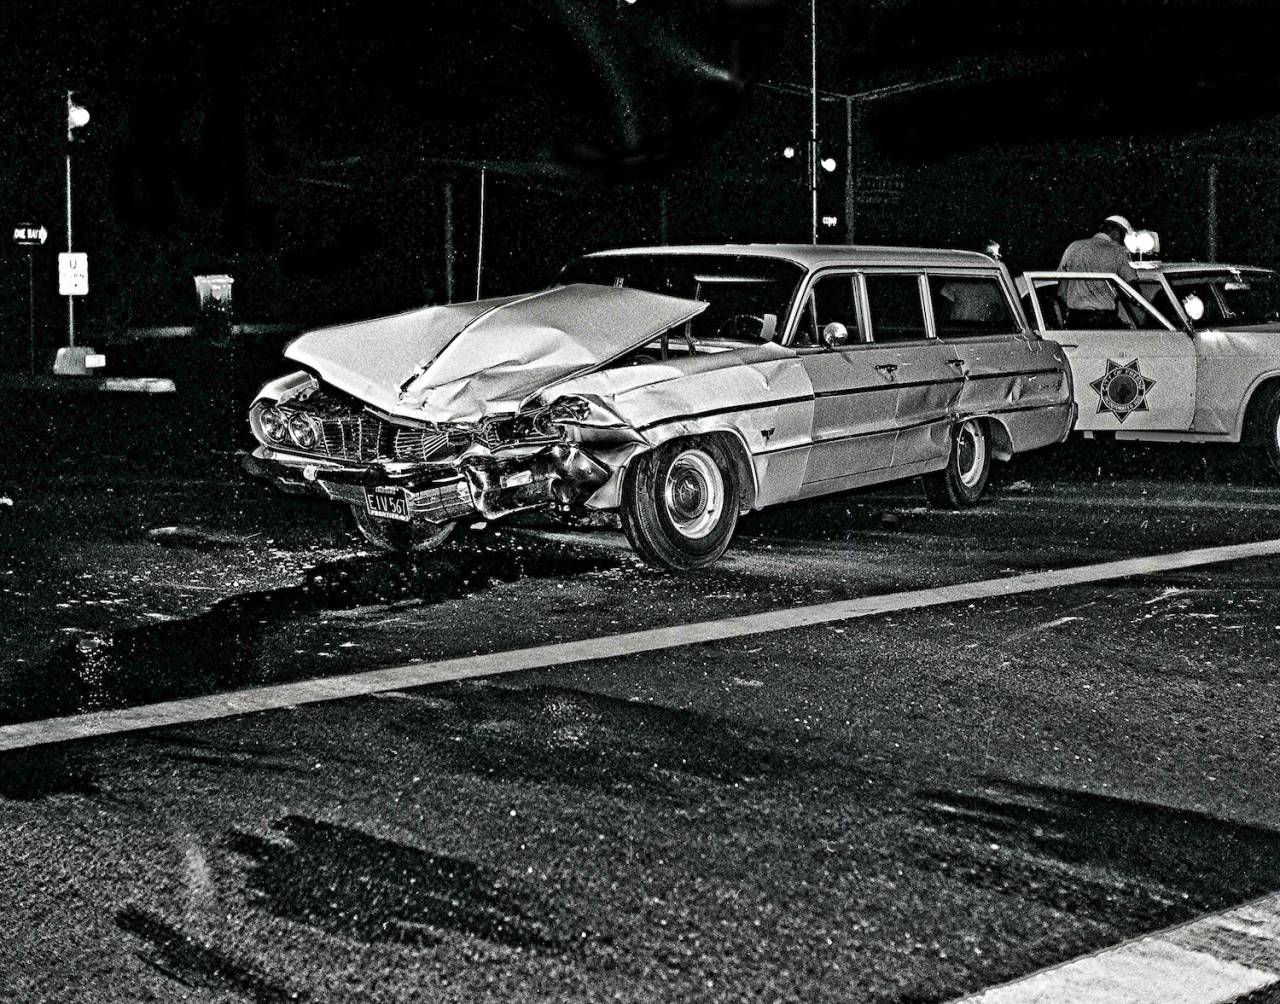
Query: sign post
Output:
[[54, 92, 103, 377], [12, 224, 47, 374]]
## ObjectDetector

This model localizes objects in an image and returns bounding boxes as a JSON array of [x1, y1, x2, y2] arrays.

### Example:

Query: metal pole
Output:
[[809, 0, 818, 245], [844, 96, 855, 244], [1207, 160, 1219, 261], [444, 180, 454, 303], [65, 147, 75, 348], [475, 166, 486, 300], [27, 251, 35, 375], [659, 188, 669, 244]]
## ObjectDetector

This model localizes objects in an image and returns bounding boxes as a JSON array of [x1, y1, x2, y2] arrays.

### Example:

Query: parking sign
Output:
[[58, 252, 88, 296]]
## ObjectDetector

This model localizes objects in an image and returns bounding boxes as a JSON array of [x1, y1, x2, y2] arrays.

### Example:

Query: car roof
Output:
[[583, 243, 997, 270], [1133, 261, 1278, 276]]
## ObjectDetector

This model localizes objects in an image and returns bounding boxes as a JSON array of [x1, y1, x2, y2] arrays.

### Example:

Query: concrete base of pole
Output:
[[52, 345, 106, 377]]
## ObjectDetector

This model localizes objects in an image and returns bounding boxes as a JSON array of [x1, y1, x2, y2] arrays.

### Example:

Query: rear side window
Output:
[[928, 275, 1019, 337], [865, 274, 928, 343]]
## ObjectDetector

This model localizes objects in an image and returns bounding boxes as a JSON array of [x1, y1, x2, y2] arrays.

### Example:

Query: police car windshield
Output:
[[1167, 270, 1280, 327], [559, 253, 805, 342]]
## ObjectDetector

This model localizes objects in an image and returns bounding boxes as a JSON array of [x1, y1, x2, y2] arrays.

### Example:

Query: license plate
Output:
[[364, 486, 411, 522]]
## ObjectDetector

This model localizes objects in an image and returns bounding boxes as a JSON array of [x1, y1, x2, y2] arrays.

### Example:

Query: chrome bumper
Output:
[[242, 443, 611, 523]]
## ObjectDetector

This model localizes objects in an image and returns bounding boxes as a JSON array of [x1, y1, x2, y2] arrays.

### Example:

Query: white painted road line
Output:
[[950, 892, 1280, 1004], [2, 537, 1280, 752]]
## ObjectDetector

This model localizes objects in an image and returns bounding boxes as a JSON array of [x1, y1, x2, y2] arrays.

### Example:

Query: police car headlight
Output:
[[287, 413, 322, 450]]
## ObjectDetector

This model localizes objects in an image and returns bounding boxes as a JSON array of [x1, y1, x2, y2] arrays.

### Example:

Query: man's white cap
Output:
[[1104, 214, 1134, 233]]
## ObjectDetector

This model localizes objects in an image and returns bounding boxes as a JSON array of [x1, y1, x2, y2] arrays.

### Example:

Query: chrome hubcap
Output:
[[957, 420, 987, 489], [662, 449, 724, 539]]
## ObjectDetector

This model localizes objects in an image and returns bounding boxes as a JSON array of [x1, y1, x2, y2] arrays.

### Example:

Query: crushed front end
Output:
[[244, 371, 625, 547]]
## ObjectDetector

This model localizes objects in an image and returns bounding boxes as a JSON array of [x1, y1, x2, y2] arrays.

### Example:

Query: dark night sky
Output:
[[4, 0, 1280, 332]]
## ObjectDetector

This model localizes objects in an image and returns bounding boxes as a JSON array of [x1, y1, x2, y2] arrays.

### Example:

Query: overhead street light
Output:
[[820, 157, 837, 173]]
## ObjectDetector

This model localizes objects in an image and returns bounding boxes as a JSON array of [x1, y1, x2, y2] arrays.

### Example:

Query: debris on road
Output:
[[146, 525, 260, 550]]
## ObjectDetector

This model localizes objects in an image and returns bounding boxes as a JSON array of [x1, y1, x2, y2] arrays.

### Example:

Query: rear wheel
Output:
[[620, 437, 741, 571], [923, 418, 991, 508], [350, 506, 456, 553], [1244, 385, 1280, 480]]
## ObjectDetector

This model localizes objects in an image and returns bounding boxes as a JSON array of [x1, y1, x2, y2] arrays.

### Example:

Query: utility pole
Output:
[[443, 180, 455, 303], [1207, 160, 1219, 261], [844, 95, 857, 245]]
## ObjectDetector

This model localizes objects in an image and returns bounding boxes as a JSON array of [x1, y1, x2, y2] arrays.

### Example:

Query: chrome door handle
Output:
[[874, 363, 898, 374], [947, 358, 966, 367]]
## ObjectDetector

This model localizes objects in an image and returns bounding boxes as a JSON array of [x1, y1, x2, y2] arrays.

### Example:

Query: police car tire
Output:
[[350, 506, 456, 553], [621, 437, 741, 572], [1247, 386, 1280, 479], [923, 418, 991, 509]]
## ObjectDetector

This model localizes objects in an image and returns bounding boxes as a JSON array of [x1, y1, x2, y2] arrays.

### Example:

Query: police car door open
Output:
[[1020, 271, 1195, 432]]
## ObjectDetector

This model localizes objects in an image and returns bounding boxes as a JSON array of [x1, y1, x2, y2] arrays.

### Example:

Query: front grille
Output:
[[282, 391, 461, 464]]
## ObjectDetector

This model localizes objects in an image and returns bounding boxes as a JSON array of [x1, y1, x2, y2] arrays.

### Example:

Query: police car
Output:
[[1020, 233, 1280, 476]]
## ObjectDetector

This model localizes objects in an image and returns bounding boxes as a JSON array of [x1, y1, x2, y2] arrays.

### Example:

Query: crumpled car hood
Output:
[[285, 283, 707, 423]]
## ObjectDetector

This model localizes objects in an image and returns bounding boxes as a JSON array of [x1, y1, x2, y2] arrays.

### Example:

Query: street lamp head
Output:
[[67, 103, 90, 130], [783, 146, 797, 159], [820, 157, 837, 173]]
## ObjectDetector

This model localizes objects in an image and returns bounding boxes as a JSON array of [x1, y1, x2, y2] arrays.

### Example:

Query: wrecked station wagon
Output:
[[244, 245, 1075, 570]]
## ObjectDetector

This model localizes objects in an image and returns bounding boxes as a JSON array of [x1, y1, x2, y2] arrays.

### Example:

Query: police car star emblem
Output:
[[1090, 358, 1156, 423]]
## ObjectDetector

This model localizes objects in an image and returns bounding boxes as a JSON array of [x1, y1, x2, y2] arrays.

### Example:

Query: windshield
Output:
[[1166, 269, 1280, 327], [558, 253, 806, 343]]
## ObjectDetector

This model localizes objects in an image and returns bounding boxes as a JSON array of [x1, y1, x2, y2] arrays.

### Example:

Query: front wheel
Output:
[[923, 418, 991, 508], [620, 438, 741, 571], [350, 506, 456, 553], [1245, 386, 1280, 480]]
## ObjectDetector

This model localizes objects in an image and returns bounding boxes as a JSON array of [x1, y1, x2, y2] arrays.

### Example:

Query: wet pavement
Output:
[[3, 380, 1280, 1001]]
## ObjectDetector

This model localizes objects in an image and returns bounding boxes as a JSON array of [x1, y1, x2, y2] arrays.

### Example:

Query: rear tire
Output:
[[620, 437, 741, 571], [1244, 386, 1280, 480], [923, 418, 991, 508], [350, 506, 456, 553]]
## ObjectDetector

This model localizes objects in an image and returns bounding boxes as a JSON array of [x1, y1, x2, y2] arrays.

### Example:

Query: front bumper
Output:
[[242, 443, 612, 523]]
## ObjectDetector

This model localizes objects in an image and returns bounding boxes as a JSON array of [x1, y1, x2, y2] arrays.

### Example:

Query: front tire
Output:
[[350, 506, 456, 553], [923, 418, 991, 508], [620, 437, 741, 571], [1244, 386, 1280, 479]]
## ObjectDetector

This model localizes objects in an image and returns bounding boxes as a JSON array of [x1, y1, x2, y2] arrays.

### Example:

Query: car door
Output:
[[860, 270, 964, 467], [927, 269, 1059, 418], [1022, 271, 1194, 431], [790, 271, 901, 488]]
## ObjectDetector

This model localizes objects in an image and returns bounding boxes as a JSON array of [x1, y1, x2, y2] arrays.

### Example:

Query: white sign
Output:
[[12, 224, 48, 246], [58, 252, 88, 296]]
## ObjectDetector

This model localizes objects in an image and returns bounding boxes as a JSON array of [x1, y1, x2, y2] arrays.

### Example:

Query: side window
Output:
[[865, 273, 928, 343], [928, 275, 1019, 337], [792, 274, 863, 348], [1137, 281, 1183, 326], [1051, 275, 1171, 330], [1115, 283, 1171, 330]]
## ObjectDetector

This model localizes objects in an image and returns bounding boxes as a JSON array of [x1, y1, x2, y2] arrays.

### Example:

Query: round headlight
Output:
[[287, 413, 322, 450], [260, 406, 288, 443]]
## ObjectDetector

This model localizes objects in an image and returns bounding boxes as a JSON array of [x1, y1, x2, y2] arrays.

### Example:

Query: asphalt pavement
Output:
[[3, 383, 1280, 1002]]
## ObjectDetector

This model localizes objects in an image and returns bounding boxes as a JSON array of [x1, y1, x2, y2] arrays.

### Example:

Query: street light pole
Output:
[[65, 91, 75, 348], [475, 165, 487, 300], [809, 0, 818, 245]]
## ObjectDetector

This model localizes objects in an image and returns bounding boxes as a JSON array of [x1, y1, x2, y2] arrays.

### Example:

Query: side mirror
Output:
[[821, 321, 850, 348]]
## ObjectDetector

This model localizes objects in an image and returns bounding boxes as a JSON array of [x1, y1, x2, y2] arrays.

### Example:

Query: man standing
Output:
[[1057, 215, 1138, 327]]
